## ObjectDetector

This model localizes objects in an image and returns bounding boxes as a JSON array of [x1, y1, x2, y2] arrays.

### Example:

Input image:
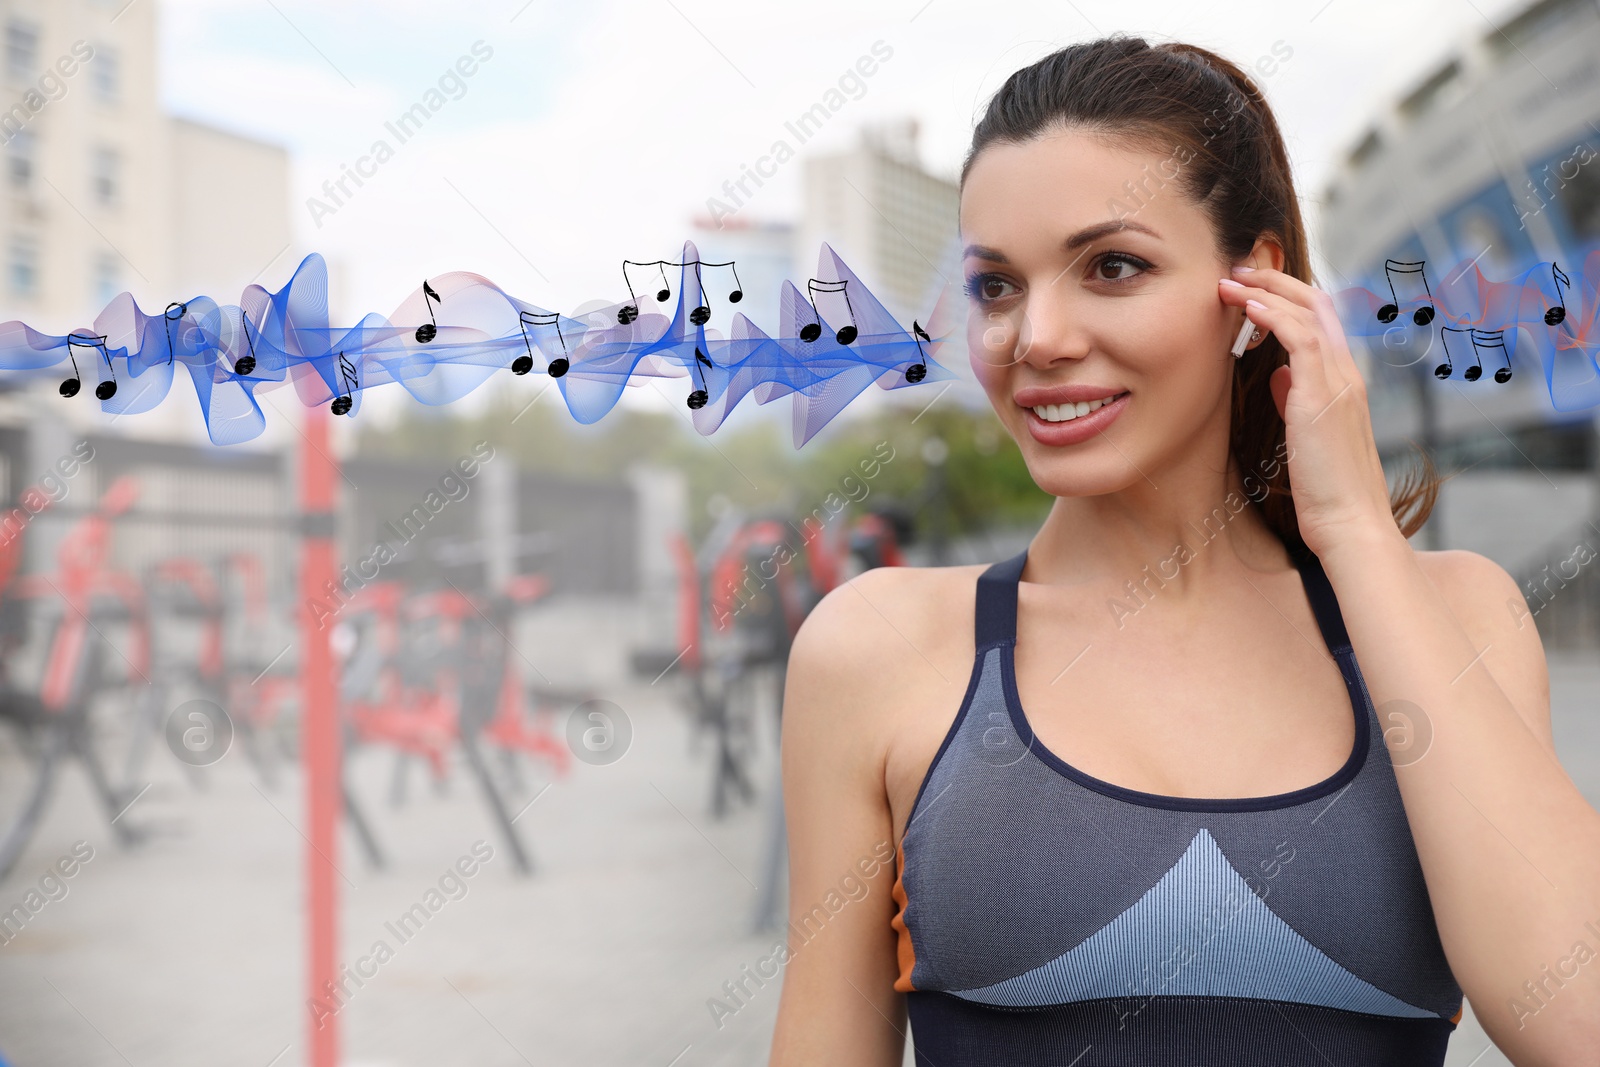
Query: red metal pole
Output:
[[300, 402, 340, 1067]]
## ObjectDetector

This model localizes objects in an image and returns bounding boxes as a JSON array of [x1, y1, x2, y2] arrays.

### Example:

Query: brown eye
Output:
[[1094, 253, 1150, 282], [963, 273, 1019, 304]]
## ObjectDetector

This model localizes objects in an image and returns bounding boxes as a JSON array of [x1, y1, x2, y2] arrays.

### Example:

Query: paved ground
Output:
[[0, 648, 1596, 1066]]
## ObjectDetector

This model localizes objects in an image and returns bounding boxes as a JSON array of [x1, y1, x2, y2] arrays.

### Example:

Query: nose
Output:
[[1011, 281, 1093, 368]]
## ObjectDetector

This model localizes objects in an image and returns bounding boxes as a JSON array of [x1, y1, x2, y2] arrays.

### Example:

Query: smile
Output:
[[1029, 392, 1130, 423]]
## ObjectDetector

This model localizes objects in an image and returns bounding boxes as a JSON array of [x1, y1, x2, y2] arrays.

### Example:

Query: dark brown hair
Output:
[[960, 35, 1440, 558]]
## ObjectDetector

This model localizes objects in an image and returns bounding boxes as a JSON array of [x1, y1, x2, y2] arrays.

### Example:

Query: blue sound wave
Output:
[[1333, 247, 1600, 409], [0, 240, 954, 448]]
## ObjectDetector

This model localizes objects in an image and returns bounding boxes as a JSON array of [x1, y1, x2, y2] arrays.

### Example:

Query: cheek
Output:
[[968, 348, 1015, 412]]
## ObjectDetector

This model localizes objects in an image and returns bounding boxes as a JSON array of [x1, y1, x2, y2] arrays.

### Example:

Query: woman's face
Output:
[[959, 126, 1276, 498]]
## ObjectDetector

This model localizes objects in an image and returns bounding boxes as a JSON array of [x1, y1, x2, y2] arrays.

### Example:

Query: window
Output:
[[93, 46, 117, 102], [5, 22, 37, 83], [7, 129, 33, 190], [91, 145, 118, 206], [9, 234, 38, 296], [93, 253, 118, 307]]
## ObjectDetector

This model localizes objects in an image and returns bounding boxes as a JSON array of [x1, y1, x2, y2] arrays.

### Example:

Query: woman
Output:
[[768, 35, 1600, 1067]]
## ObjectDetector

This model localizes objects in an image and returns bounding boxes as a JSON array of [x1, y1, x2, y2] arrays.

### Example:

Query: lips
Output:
[[1013, 384, 1128, 407], [1019, 390, 1130, 446]]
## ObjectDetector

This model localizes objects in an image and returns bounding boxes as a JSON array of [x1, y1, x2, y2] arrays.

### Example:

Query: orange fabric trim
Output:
[[890, 838, 917, 991], [1450, 1002, 1464, 1025]]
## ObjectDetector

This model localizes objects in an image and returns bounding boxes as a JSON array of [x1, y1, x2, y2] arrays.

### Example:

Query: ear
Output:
[[1270, 363, 1291, 422], [1246, 235, 1286, 273]]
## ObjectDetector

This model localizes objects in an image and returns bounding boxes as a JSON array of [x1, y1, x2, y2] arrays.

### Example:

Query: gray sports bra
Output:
[[888, 544, 1463, 1065]]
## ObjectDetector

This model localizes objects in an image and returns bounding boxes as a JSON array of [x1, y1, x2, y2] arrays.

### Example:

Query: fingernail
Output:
[[1246, 299, 1267, 309], [1233, 265, 1256, 273], [1218, 278, 1245, 287]]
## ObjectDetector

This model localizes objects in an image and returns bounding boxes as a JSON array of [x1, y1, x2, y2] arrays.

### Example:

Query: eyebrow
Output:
[[962, 219, 1162, 263]]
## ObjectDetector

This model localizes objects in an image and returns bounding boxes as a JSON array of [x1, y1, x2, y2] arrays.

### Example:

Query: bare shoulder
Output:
[[1412, 547, 1554, 750], [783, 563, 988, 761], [788, 563, 988, 700]]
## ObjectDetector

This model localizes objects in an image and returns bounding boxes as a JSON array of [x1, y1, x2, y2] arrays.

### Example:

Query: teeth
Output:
[[1031, 393, 1124, 423]]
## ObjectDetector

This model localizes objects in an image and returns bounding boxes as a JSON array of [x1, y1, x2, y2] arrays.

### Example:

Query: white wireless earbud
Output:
[[1230, 318, 1261, 359]]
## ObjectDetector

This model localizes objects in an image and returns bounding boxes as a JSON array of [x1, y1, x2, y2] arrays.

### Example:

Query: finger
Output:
[[1229, 291, 1343, 406], [1231, 267, 1364, 387], [1220, 278, 1347, 395]]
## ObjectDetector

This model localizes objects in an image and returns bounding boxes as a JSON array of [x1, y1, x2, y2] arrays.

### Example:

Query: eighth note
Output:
[[617, 260, 674, 325], [518, 311, 568, 377], [331, 352, 358, 415], [415, 279, 441, 343], [1547, 262, 1570, 326], [687, 347, 713, 410], [907, 320, 930, 384], [688, 259, 745, 326], [62, 332, 116, 400], [234, 311, 258, 377], [800, 279, 858, 345], [1435, 325, 1513, 384], [1375, 258, 1436, 326]]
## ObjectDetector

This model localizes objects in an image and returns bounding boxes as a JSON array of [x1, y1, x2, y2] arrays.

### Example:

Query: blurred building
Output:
[[1319, 0, 1600, 642], [0, 0, 293, 561], [685, 214, 795, 338], [0, 0, 291, 331], [797, 116, 959, 326]]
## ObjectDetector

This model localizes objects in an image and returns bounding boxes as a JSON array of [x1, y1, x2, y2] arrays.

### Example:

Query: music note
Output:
[[687, 347, 713, 410], [618, 258, 744, 326], [907, 320, 930, 384], [1375, 259, 1436, 326], [331, 352, 357, 415], [689, 261, 713, 326], [616, 259, 675, 326], [1434, 325, 1513, 384], [518, 311, 568, 377], [1435, 326, 1464, 381], [234, 312, 258, 377], [1546, 262, 1570, 326], [1470, 328, 1513, 384], [164, 302, 187, 365], [62, 332, 116, 400], [415, 279, 441, 343], [687, 259, 744, 326], [799, 279, 858, 345]]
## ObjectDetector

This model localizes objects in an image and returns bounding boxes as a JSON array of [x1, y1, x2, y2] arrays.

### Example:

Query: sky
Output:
[[147, 0, 1544, 438]]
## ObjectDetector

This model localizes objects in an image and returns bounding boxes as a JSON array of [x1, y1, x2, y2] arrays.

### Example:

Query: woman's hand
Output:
[[1218, 265, 1399, 560]]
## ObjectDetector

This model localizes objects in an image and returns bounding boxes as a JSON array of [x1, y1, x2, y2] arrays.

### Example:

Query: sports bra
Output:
[[888, 544, 1463, 1066]]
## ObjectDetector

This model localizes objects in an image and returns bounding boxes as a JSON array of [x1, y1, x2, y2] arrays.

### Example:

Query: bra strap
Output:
[[1289, 544, 1352, 654], [975, 548, 1029, 651]]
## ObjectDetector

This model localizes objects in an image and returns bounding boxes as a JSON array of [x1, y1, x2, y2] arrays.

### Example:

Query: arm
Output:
[[768, 569, 909, 1067], [1221, 263, 1600, 1064], [1322, 527, 1600, 1065]]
